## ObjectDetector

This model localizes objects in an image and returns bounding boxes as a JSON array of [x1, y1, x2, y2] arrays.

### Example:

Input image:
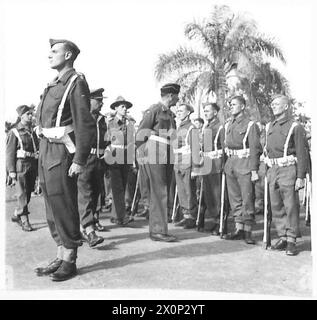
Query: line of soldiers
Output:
[[5, 38, 311, 282]]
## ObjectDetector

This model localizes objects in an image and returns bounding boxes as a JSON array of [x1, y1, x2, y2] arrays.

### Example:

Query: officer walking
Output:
[[265, 94, 308, 255], [77, 88, 108, 248], [6, 105, 38, 231], [136, 83, 180, 242], [105, 96, 135, 226], [224, 96, 262, 244], [34, 39, 96, 281], [173, 103, 197, 229]]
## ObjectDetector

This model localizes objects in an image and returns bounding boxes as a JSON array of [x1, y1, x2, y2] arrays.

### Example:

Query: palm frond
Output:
[[154, 47, 213, 81]]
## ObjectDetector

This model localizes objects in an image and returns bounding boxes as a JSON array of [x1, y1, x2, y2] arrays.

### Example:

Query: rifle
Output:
[[129, 170, 140, 218], [171, 185, 178, 222], [262, 175, 271, 249], [219, 172, 226, 238], [305, 173, 311, 225], [196, 178, 204, 226]]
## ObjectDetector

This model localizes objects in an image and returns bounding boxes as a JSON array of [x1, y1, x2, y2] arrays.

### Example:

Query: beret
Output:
[[16, 105, 31, 117], [90, 88, 107, 100], [160, 83, 180, 95], [49, 38, 80, 57], [110, 96, 133, 110]]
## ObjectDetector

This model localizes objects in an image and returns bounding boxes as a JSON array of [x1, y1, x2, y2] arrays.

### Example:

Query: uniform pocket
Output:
[[45, 159, 64, 196], [278, 166, 296, 187]]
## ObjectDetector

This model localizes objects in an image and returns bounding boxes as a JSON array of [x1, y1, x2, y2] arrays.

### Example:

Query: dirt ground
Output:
[[4, 186, 313, 298]]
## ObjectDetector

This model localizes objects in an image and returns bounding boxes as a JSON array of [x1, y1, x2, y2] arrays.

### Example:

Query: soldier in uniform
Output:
[[77, 88, 108, 248], [34, 39, 96, 281], [135, 138, 150, 219], [173, 103, 197, 229], [224, 96, 262, 244], [136, 83, 180, 242], [200, 102, 225, 235], [265, 94, 308, 255], [105, 96, 135, 226], [6, 105, 38, 231]]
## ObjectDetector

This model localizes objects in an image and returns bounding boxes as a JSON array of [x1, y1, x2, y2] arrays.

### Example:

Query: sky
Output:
[[1, 0, 315, 124]]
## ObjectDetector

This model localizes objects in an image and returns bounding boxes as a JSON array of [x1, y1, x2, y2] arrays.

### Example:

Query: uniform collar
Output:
[[17, 122, 31, 131], [207, 117, 219, 126], [159, 102, 169, 112], [233, 112, 245, 124], [58, 68, 76, 85], [115, 115, 126, 124], [273, 115, 292, 126], [179, 118, 191, 127], [49, 68, 76, 86]]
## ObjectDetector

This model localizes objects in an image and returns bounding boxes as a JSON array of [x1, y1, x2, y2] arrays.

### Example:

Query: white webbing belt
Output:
[[12, 128, 38, 159], [40, 74, 78, 154], [173, 125, 194, 155], [265, 121, 298, 167], [149, 135, 170, 145]]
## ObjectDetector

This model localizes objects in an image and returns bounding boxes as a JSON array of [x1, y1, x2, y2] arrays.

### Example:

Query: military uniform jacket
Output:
[[202, 117, 225, 174], [105, 115, 135, 165], [6, 122, 39, 173], [91, 114, 107, 152], [266, 116, 308, 179], [136, 102, 176, 163], [173, 118, 194, 171], [225, 112, 262, 171], [36, 68, 96, 165]]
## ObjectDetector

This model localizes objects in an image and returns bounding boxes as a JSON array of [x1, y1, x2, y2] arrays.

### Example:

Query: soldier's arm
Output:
[[69, 78, 96, 166], [135, 109, 155, 149], [248, 122, 262, 172], [294, 124, 308, 179], [6, 131, 18, 174]]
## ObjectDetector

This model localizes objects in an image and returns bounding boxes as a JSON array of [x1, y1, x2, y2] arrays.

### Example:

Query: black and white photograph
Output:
[[1, 0, 316, 301]]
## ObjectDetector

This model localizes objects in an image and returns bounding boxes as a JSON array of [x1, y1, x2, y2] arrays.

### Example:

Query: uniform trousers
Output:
[[203, 172, 221, 225], [15, 158, 37, 216], [38, 139, 81, 249], [77, 155, 104, 229], [138, 164, 150, 209], [267, 164, 300, 241], [224, 157, 255, 226], [254, 161, 266, 214], [109, 164, 130, 220], [174, 167, 197, 218], [144, 163, 174, 234]]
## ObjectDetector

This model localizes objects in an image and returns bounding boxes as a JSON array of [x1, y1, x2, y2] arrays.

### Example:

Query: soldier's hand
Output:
[[295, 178, 305, 191], [191, 171, 198, 179], [251, 171, 259, 183], [8, 172, 17, 186], [68, 163, 84, 177]]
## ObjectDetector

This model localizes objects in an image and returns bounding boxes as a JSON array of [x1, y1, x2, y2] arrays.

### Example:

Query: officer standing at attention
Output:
[[6, 105, 38, 232], [224, 96, 262, 244], [77, 88, 108, 248], [200, 102, 225, 235], [136, 83, 180, 242], [173, 103, 197, 229], [105, 96, 135, 226], [265, 94, 308, 255], [34, 39, 96, 281]]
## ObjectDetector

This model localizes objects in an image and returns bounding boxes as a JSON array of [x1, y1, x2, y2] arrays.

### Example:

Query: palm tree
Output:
[[155, 5, 286, 121]]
